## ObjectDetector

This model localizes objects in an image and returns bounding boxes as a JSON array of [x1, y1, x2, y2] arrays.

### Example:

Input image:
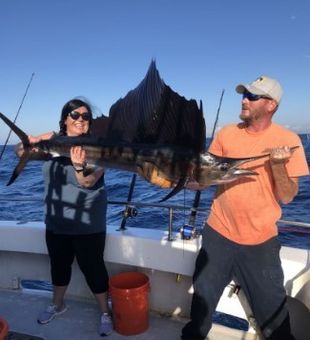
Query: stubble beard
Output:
[[239, 113, 253, 124]]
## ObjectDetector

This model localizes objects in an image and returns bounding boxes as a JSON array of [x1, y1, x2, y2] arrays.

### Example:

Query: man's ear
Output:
[[269, 99, 279, 114]]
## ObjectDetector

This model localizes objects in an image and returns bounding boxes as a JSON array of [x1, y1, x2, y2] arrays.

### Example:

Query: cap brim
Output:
[[235, 84, 247, 94]]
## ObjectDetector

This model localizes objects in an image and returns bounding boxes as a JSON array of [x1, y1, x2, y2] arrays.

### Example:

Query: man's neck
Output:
[[244, 119, 272, 133]]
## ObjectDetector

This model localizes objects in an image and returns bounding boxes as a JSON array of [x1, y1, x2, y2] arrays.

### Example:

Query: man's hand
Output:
[[270, 146, 293, 164], [269, 145, 298, 204]]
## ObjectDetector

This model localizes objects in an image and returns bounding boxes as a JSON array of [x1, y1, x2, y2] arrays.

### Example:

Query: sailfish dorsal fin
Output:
[[91, 60, 206, 153]]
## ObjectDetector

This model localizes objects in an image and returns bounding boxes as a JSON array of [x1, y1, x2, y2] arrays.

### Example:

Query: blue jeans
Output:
[[181, 225, 294, 340]]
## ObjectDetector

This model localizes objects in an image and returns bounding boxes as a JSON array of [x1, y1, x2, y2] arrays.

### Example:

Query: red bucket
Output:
[[109, 272, 149, 336], [0, 318, 9, 340]]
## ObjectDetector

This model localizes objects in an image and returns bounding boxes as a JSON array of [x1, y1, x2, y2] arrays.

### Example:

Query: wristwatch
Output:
[[73, 162, 87, 173], [74, 166, 84, 173]]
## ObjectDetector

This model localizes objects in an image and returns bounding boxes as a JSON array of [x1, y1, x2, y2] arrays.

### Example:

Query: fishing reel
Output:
[[122, 205, 138, 219], [179, 224, 197, 240]]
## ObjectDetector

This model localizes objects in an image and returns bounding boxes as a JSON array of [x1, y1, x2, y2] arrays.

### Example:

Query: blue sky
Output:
[[0, 0, 309, 144]]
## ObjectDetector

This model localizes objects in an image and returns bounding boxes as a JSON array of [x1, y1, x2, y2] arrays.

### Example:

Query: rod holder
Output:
[[167, 207, 175, 241]]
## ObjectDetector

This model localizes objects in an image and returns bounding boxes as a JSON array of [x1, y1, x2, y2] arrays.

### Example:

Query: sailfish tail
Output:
[[0, 112, 32, 185], [0, 112, 29, 146], [7, 151, 31, 186]]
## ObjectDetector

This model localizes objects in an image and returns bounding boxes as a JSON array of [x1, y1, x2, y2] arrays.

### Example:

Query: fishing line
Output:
[[0, 72, 35, 161], [182, 189, 187, 255], [183, 189, 187, 226]]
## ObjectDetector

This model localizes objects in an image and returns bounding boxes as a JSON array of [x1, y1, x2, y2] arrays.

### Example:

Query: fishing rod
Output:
[[188, 190, 201, 227], [179, 100, 205, 240], [180, 190, 201, 240], [0, 72, 35, 161], [179, 91, 225, 240], [118, 174, 137, 230], [207, 89, 225, 148]]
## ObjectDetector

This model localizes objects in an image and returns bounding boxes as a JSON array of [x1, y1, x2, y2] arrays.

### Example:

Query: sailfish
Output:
[[0, 61, 269, 200]]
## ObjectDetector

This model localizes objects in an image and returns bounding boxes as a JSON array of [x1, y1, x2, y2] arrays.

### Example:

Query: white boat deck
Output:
[[0, 221, 308, 340], [0, 288, 257, 340]]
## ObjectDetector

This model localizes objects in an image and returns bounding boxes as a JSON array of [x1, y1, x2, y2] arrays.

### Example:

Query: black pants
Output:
[[181, 225, 294, 340], [46, 230, 109, 294]]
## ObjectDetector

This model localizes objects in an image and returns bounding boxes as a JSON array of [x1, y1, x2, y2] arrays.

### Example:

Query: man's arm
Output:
[[270, 146, 299, 204]]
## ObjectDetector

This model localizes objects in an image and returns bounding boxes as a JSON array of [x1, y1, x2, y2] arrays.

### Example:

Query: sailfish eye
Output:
[[219, 163, 229, 171]]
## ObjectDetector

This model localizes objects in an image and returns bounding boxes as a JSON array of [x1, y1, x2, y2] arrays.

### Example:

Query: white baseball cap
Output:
[[236, 75, 283, 103]]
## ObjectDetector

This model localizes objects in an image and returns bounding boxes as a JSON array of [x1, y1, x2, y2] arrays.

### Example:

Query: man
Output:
[[181, 76, 309, 339]]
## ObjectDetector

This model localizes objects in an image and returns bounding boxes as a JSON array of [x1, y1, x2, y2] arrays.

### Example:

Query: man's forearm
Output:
[[270, 163, 298, 204]]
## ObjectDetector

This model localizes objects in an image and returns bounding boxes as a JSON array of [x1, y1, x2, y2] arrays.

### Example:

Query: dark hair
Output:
[[59, 98, 93, 135]]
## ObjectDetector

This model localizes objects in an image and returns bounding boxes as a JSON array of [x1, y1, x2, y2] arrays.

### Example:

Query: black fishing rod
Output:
[[179, 100, 205, 239], [188, 190, 201, 227], [207, 89, 225, 148], [180, 92, 224, 240], [180, 190, 201, 240], [0, 72, 35, 161], [118, 174, 137, 230]]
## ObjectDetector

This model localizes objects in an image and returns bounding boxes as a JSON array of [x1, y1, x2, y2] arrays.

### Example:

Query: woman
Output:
[[29, 98, 112, 336]]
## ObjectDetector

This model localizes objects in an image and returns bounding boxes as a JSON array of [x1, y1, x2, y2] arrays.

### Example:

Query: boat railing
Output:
[[0, 195, 210, 241], [109, 199, 209, 241], [0, 196, 309, 242]]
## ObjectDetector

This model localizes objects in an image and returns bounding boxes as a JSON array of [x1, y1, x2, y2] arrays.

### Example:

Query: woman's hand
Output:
[[71, 146, 104, 187], [70, 146, 86, 170], [28, 135, 43, 144], [29, 131, 55, 144], [15, 132, 54, 158]]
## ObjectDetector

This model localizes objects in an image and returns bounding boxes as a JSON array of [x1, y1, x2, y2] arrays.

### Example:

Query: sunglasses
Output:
[[69, 110, 92, 121], [242, 92, 271, 101]]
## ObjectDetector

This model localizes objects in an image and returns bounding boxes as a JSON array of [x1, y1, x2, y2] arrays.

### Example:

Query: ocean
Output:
[[0, 136, 309, 251]]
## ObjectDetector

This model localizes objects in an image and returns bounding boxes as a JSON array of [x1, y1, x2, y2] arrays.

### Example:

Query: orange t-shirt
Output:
[[207, 123, 309, 245]]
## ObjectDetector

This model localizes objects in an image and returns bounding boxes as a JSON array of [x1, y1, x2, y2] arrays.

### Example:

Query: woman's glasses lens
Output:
[[69, 111, 91, 121]]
